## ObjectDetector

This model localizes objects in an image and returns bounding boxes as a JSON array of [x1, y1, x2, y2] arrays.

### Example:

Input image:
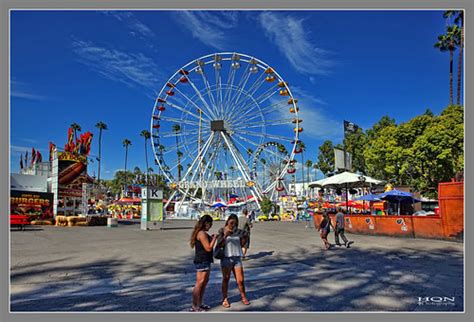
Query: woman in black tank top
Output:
[[189, 215, 217, 311]]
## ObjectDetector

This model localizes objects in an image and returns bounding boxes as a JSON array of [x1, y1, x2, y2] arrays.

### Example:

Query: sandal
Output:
[[222, 299, 231, 308], [200, 304, 211, 310], [241, 298, 250, 305], [189, 306, 204, 312]]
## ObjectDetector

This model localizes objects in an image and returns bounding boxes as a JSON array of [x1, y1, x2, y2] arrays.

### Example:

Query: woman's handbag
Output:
[[213, 232, 225, 259], [213, 244, 225, 260]]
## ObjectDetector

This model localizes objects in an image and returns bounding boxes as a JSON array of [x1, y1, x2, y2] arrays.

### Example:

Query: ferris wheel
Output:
[[150, 52, 303, 210], [250, 141, 291, 201]]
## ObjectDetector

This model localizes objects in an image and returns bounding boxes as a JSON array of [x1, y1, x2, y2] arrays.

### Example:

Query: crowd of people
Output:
[[188, 208, 352, 311]]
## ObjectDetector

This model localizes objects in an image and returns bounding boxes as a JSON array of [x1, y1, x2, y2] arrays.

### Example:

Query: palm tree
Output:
[[435, 25, 460, 105], [312, 163, 319, 181], [70, 123, 82, 142], [122, 139, 132, 195], [229, 165, 235, 179], [140, 130, 151, 185], [296, 141, 306, 195], [172, 124, 182, 181], [444, 10, 464, 105], [305, 159, 313, 183], [95, 121, 107, 185]]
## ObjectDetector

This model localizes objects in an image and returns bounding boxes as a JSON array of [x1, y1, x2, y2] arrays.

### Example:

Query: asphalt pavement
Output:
[[10, 220, 464, 312]]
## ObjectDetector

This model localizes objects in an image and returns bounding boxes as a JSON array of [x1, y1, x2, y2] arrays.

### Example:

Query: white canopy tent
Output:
[[308, 171, 384, 213], [308, 171, 384, 188]]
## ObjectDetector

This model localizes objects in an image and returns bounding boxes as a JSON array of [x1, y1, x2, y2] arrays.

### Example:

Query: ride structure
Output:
[[150, 52, 302, 214]]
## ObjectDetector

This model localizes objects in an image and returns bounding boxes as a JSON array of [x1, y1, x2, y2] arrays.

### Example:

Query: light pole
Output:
[[358, 175, 366, 212]]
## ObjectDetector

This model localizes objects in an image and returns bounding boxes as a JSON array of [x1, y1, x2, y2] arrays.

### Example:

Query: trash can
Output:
[[107, 217, 118, 228]]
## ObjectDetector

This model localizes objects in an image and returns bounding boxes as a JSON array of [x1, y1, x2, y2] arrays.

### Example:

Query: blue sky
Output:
[[10, 10, 458, 180]]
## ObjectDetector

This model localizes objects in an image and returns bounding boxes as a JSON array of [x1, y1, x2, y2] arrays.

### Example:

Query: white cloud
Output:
[[258, 12, 332, 75], [72, 40, 162, 91], [173, 11, 238, 50], [11, 80, 49, 101], [103, 11, 155, 38]]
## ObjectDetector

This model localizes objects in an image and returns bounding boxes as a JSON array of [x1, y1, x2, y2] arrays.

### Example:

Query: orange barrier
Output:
[[439, 182, 464, 238], [312, 182, 463, 240]]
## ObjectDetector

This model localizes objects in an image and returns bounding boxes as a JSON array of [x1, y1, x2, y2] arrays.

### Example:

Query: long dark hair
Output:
[[190, 214, 213, 248], [225, 214, 239, 227]]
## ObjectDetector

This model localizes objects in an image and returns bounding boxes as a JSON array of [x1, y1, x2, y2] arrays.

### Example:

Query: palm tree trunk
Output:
[[144, 139, 149, 185], [301, 152, 305, 197], [124, 147, 128, 196], [449, 49, 454, 105], [97, 129, 102, 185], [457, 27, 463, 105]]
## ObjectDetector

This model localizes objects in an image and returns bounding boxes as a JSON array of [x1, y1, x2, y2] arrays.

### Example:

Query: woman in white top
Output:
[[215, 214, 250, 308]]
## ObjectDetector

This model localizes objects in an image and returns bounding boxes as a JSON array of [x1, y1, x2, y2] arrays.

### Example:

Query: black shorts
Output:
[[244, 234, 250, 248]]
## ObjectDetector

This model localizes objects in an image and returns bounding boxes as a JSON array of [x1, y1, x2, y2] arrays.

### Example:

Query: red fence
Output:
[[313, 182, 463, 240]]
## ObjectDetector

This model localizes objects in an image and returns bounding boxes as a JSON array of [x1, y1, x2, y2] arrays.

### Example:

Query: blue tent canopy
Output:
[[378, 189, 421, 203], [377, 189, 420, 215]]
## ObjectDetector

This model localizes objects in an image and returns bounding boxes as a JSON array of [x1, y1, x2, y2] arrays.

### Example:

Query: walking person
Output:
[[238, 209, 253, 260], [335, 208, 354, 248], [215, 214, 250, 308], [190, 215, 217, 312], [317, 212, 334, 250]]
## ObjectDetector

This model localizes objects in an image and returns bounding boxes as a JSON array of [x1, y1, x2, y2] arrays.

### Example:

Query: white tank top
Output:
[[224, 234, 243, 257]]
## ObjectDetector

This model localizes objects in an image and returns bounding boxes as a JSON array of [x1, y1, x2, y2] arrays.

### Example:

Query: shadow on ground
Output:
[[10, 241, 463, 312]]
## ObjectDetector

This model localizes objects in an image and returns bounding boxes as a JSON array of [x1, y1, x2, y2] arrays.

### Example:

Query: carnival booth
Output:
[[108, 197, 142, 219]]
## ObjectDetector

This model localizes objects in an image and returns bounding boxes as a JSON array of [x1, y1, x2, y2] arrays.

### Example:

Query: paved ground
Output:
[[10, 220, 464, 312]]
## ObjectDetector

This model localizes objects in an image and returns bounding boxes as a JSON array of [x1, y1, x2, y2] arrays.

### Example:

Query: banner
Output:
[[10, 190, 54, 219], [334, 148, 352, 171], [57, 151, 89, 198]]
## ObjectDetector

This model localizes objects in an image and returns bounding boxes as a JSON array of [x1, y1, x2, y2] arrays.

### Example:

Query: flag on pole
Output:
[[344, 120, 359, 133], [31, 147, 36, 165], [49, 142, 56, 161], [25, 151, 28, 166], [36, 150, 43, 163]]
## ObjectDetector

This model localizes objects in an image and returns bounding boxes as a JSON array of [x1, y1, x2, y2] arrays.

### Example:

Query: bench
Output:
[[10, 214, 31, 231]]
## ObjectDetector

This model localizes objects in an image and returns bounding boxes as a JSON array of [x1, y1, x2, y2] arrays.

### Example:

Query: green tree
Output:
[[260, 197, 274, 216], [305, 159, 313, 183], [140, 130, 151, 184], [434, 25, 461, 105], [122, 139, 132, 194], [364, 124, 405, 183], [296, 141, 306, 192], [444, 10, 464, 105], [317, 140, 335, 176], [312, 162, 319, 181], [95, 121, 107, 185], [409, 105, 463, 197], [70, 123, 81, 142], [344, 127, 368, 174]]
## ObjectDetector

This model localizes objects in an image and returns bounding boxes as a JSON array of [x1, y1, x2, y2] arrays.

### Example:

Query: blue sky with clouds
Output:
[[10, 10, 456, 180]]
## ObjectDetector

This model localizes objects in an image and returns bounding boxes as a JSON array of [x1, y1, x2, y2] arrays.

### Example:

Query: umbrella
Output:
[[309, 172, 384, 213], [355, 193, 381, 214], [355, 194, 381, 202], [211, 202, 227, 208], [377, 189, 420, 215]]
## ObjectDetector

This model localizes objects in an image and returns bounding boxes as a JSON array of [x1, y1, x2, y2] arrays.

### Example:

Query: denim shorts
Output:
[[220, 256, 243, 268], [194, 261, 211, 272]]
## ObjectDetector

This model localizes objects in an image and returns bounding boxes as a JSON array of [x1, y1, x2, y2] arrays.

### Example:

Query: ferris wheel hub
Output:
[[210, 120, 226, 131]]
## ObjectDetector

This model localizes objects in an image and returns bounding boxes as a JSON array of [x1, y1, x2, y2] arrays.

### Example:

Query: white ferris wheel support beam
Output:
[[220, 131, 262, 208], [164, 132, 215, 212]]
